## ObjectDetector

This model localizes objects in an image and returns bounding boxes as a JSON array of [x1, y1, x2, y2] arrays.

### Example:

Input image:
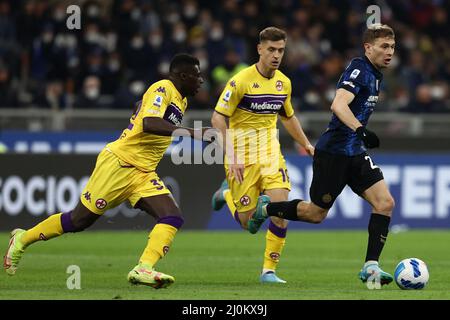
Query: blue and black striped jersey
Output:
[[315, 56, 383, 156]]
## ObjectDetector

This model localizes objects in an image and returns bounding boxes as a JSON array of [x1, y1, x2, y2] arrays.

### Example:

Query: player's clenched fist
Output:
[[356, 126, 380, 149]]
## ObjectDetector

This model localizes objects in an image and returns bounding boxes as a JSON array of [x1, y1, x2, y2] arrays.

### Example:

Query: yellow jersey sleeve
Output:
[[141, 84, 171, 119], [106, 80, 186, 172], [214, 78, 244, 117], [279, 79, 294, 118]]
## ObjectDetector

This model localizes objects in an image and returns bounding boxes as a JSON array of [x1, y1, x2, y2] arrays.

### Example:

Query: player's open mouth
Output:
[[384, 58, 391, 64]]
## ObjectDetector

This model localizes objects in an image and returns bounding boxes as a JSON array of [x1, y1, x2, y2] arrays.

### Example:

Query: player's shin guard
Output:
[[139, 216, 184, 267], [263, 221, 287, 271], [20, 212, 71, 247], [365, 213, 390, 262], [265, 199, 302, 221]]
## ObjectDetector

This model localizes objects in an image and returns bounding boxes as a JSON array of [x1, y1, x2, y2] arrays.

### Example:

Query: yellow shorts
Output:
[[225, 154, 291, 212], [80, 148, 170, 215]]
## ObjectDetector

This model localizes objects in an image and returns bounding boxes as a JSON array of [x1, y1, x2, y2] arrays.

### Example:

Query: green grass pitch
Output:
[[1, 230, 449, 300]]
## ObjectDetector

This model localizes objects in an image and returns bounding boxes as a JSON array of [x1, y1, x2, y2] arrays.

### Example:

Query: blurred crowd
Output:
[[0, 0, 449, 112]]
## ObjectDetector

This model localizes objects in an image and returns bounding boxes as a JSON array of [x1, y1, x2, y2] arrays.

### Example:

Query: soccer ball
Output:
[[394, 258, 429, 290]]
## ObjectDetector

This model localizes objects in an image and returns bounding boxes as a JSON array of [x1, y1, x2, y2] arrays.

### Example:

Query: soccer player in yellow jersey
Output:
[[3, 54, 214, 289], [211, 27, 315, 283]]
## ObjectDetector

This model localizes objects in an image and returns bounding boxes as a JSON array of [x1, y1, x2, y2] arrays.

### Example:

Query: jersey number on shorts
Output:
[[151, 179, 164, 190], [279, 168, 290, 183]]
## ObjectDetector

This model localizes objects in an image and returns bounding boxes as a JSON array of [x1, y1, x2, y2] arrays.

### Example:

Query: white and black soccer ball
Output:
[[394, 258, 429, 290]]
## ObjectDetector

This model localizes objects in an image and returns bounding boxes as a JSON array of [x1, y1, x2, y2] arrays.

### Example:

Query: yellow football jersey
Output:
[[215, 64, 294, 165], [107, 79, 187, 172]]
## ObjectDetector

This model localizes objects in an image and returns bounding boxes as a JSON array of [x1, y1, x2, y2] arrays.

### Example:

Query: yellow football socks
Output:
[[139, 223, 178, 267], [263, 227, 286, 271], [21, 213, 64, 247]]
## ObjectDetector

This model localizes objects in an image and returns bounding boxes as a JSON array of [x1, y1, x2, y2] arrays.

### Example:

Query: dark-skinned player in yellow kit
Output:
[[4, 54, 216, 289]]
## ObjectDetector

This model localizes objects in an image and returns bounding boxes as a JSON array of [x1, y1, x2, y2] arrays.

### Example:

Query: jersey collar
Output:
[[254, 64, 275, 80]]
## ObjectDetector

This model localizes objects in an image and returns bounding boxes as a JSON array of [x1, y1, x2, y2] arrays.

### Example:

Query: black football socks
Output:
[[365, 213, 391, 262], [265, 199, 302, 221]]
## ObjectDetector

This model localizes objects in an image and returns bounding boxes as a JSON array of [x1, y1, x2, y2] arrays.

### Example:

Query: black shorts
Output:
[[310, 149, 384, 209]]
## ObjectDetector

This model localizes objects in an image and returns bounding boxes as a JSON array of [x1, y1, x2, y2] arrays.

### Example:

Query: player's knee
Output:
[[388, 196, 396, 212], [309, 208, 328, 224], [309, 214, 325, 224], [374, 196, 395, 214], [239, 215, 250, 229]]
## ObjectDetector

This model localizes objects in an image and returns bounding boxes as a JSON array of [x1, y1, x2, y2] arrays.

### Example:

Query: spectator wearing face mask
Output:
[[79, 47, 107, 86], [181, 0, 199, 29], [30, 24, 55, 81], [207, 21, 227, 69], [166, 22, 188, 54], [103, 52, 122, 95], [75, 75, 111, 109], [33, 80, 65, 110], [122, 32, 152, 80], [83, 0, 103, 25], [113, 78, 146, 109], [146, 28, 165, 83]]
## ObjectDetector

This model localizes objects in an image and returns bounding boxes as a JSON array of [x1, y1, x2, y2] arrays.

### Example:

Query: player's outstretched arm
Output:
[[143, 117, 215, 142], [279, 115, 314, 156]]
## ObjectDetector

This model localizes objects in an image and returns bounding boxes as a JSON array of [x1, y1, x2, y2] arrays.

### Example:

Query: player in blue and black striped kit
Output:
[[247, 24, 397, 288]]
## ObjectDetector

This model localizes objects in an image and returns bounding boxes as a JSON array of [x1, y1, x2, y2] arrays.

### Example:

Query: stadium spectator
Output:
[[0, 0, 447, 112], [75, 75, 110, 109], [0, 62, 18, 107], [211, 48, 247, 96]]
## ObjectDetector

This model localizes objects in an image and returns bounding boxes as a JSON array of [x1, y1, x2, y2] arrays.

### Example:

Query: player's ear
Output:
[[257, 43, 262, 55], [179, 72, 187, 81], [364, 42, 372, 53]]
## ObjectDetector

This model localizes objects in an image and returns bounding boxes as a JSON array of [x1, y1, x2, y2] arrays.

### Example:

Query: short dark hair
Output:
[[259, 27, 287, 43], [169, 53, 200, 73], [363, 24, 395, 44]]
